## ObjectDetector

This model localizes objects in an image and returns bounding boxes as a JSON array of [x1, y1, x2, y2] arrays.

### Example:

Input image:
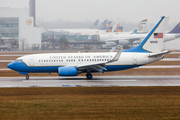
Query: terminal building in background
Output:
[[0, 0, 41, 51]]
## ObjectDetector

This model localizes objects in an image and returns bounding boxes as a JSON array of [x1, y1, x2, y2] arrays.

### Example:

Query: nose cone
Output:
[[7, 62, 14, 70]]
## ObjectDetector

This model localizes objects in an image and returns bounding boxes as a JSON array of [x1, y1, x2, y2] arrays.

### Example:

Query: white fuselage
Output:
[[48, 29, 107, 34], [99, 33, 180, 43], [18, 52, 161, 70]]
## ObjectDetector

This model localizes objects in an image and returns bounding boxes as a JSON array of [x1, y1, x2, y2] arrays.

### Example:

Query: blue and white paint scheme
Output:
[[8, 16, 170, 79]]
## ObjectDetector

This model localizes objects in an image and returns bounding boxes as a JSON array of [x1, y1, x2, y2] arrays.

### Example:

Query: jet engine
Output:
[[58, 67, 78, 76], [118, 40, 129, 46]]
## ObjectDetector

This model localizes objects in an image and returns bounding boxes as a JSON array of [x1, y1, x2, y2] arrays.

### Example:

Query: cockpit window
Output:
[[16, 59, 23, 62]]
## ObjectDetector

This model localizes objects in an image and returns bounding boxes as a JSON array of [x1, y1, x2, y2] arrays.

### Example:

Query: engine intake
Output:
[[58, 67, 78, 76]]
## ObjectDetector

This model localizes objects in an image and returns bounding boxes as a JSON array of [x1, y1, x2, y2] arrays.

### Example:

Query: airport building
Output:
[[0, 0, 41, 51]]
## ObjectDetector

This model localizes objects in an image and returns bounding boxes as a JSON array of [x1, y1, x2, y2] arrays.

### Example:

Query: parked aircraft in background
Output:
[[89, 19, 99, 29], [8, 16, 170, 79], [100, 21, 180, 48], [111, 23, 123, 32], [48, 19, 111, 34]]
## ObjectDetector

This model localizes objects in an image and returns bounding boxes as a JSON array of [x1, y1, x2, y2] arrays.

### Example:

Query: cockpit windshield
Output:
[[15, 59, 23, 62]]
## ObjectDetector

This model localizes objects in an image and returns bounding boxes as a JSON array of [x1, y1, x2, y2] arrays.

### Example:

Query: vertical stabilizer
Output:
[[114, 26, 123, 32], [89, 19, 99, 29], [131, 19, 148, 34], [168, 22, 180, 34], [98, 19, 108, 29], [106, 26, 113, 32], [100, 21, 112, 30], [124, 16, 169, 53]]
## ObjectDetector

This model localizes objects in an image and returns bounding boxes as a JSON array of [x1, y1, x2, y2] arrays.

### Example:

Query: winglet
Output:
[[110, 46, 116, 52], [109, 46, 123, 62]]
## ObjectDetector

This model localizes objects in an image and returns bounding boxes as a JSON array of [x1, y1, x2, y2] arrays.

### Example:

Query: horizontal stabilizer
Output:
[[148, 50, 170, 57]]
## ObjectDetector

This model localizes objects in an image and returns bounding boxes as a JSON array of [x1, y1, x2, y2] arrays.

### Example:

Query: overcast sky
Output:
[[1, 0, 180, 26]]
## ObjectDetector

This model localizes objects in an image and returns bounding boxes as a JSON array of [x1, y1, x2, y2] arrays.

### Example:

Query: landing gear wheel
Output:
[[86, 73, 92, 79], [26, 75, 29, 80]]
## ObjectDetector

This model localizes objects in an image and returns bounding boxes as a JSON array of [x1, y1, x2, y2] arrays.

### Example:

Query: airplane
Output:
[[8, 16, 170, 80], [48, 19, 109, 34], [99, 21, 180, 47]]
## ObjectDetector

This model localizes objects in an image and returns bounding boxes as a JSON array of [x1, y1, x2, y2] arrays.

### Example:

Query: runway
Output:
[[0, 76, 180, 87]]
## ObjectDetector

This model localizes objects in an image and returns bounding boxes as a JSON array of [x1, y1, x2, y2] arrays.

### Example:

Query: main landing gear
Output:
[[26, 75, 29, 79], [86, 73, 92, 79]]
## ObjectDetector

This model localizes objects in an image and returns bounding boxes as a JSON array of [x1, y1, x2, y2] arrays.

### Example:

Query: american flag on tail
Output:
[[154, 33, 163, 38]]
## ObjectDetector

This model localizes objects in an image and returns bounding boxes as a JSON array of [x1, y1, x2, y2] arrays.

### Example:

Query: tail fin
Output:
[[132, 29, 138, 34], [112, 23, 120, 32], [89, 19, 99, 29], [100, 21, 112, 30], [168, 22, 180, 34], [98, 19, 108, 29], [106, 26, 113, 32], [114, 26, 123, 32], [130, 19, 148, 34], [124, 16, 169, 53]]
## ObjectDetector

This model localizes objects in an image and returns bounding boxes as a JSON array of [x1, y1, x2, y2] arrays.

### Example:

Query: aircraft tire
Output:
[[86, 73, 92, 79], [26, 75, 29, 80]]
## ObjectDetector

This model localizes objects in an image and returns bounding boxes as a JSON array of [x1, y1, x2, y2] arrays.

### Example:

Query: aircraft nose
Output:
[[7, 62, 17, 70], [7, 62, 13, 69]]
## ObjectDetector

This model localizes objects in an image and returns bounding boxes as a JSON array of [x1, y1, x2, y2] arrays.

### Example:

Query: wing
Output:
[[76, 47, 123, 73]]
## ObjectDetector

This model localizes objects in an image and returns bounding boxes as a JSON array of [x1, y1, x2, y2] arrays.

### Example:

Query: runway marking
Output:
[[0, 69, 10, 70], [23, 80, 137, 82], [139, 65, 180, 68]]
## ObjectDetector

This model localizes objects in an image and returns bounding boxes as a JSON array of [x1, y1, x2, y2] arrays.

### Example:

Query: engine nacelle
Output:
[[118, 40, 129, 46], [58, 67, 78, 76]]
